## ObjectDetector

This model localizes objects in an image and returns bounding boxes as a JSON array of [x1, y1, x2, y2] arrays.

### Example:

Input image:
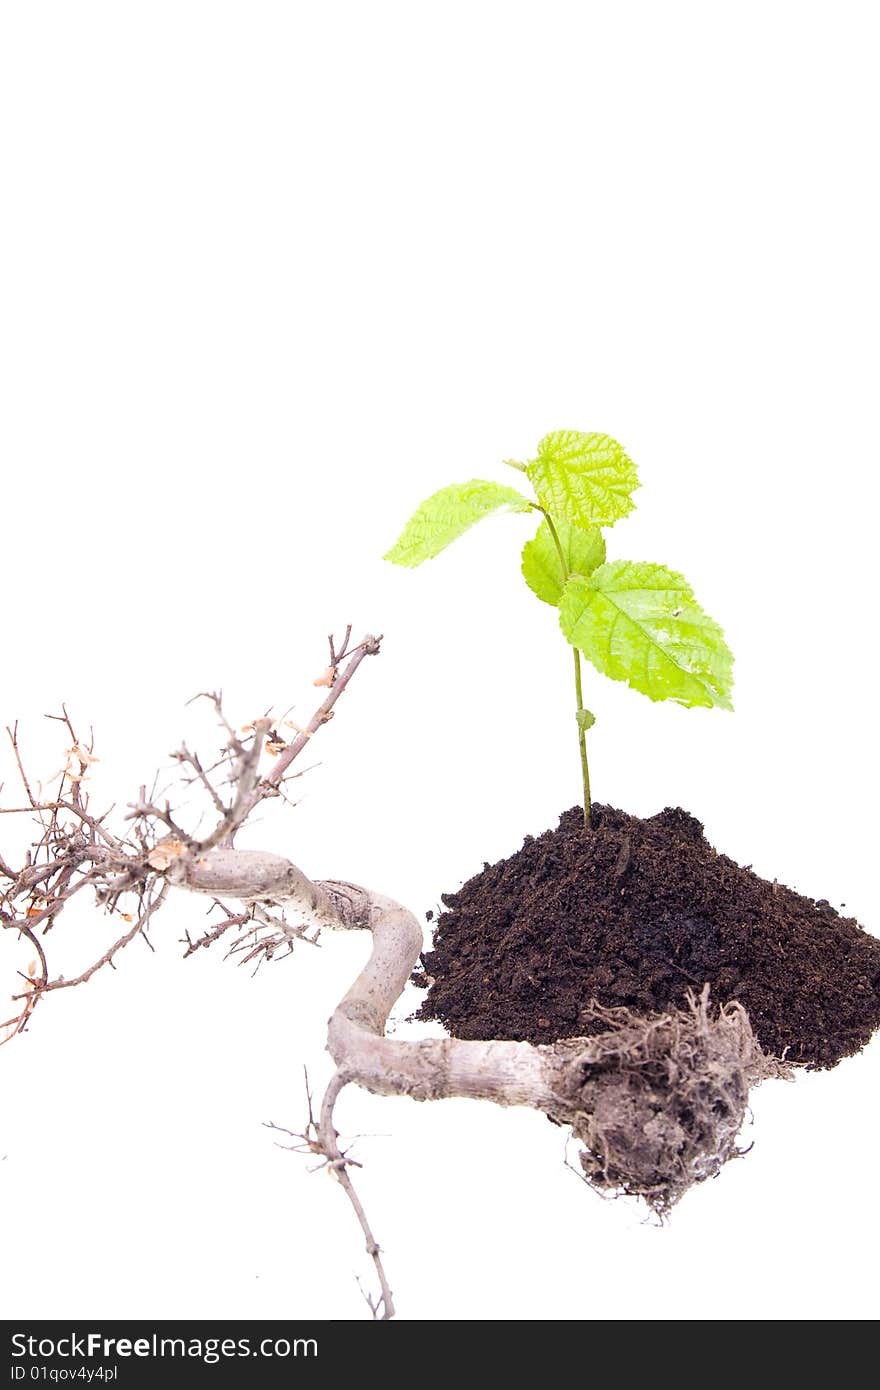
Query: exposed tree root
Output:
[[556, 992, 789, 1213]]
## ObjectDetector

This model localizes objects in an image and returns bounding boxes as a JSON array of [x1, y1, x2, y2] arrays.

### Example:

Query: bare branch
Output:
[[14, 881, 170, 1006], [241, 632, 382, 820], [266, 1068, 395, 1320], [1, 629, 382, 1044], [316, 1071, 395, 1319], [193, 718, 272, 851], [6, 721, 40, 810], [171, 745, 228, 818]]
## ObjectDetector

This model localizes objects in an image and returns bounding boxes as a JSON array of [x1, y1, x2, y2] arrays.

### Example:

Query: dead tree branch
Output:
[[266, 1069, 396, 1320], [0, 624, 785, 1318], [1, 629, 382, 1043]]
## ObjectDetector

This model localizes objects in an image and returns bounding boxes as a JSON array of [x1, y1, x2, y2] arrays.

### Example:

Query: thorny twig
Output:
[[181, 902, 252, 957], [224, 901, 321, 972]]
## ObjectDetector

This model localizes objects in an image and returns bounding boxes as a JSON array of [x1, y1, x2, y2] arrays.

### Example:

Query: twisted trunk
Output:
[[180, 850, 781, 1162], [181, 850, 571, 1112], [177, 844, 784, 1318]]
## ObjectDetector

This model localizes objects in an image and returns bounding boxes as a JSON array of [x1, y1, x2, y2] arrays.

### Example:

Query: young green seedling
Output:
[[385, 431, 734, 828]]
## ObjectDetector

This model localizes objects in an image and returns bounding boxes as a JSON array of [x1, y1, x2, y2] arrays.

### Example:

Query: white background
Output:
[[1, 2, 878, 1321]]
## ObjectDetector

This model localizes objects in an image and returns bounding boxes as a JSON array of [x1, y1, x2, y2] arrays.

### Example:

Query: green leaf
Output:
[[521, 518, 606, 606], [559, 561, 734, 709], [526, 431, 639, 528], [576, 708, 596, 732], [384, 480, 532, 566]]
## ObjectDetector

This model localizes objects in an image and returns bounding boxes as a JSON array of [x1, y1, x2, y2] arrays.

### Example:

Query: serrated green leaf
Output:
[[526, 431, 639, 528], [559, 561, 734, 709], [521, 518, 606, 606], [383, 480, 532, 566], [576, 708, 596, 732]]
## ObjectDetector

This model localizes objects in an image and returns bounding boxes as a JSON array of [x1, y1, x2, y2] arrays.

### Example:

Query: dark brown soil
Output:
[[416, 805, 880, 1069]]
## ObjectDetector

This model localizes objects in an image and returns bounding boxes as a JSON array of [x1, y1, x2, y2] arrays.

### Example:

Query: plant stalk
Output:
[[572, 646, 592, 829], [538, 508, 593, 830]]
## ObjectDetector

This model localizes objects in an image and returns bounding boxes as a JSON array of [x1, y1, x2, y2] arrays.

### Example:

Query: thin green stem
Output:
[[572, 646, 591, 827], [537, 507, 593, 830]]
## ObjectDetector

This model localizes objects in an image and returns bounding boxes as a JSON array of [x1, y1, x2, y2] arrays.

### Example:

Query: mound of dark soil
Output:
[[416, 805, 880, 1069]]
